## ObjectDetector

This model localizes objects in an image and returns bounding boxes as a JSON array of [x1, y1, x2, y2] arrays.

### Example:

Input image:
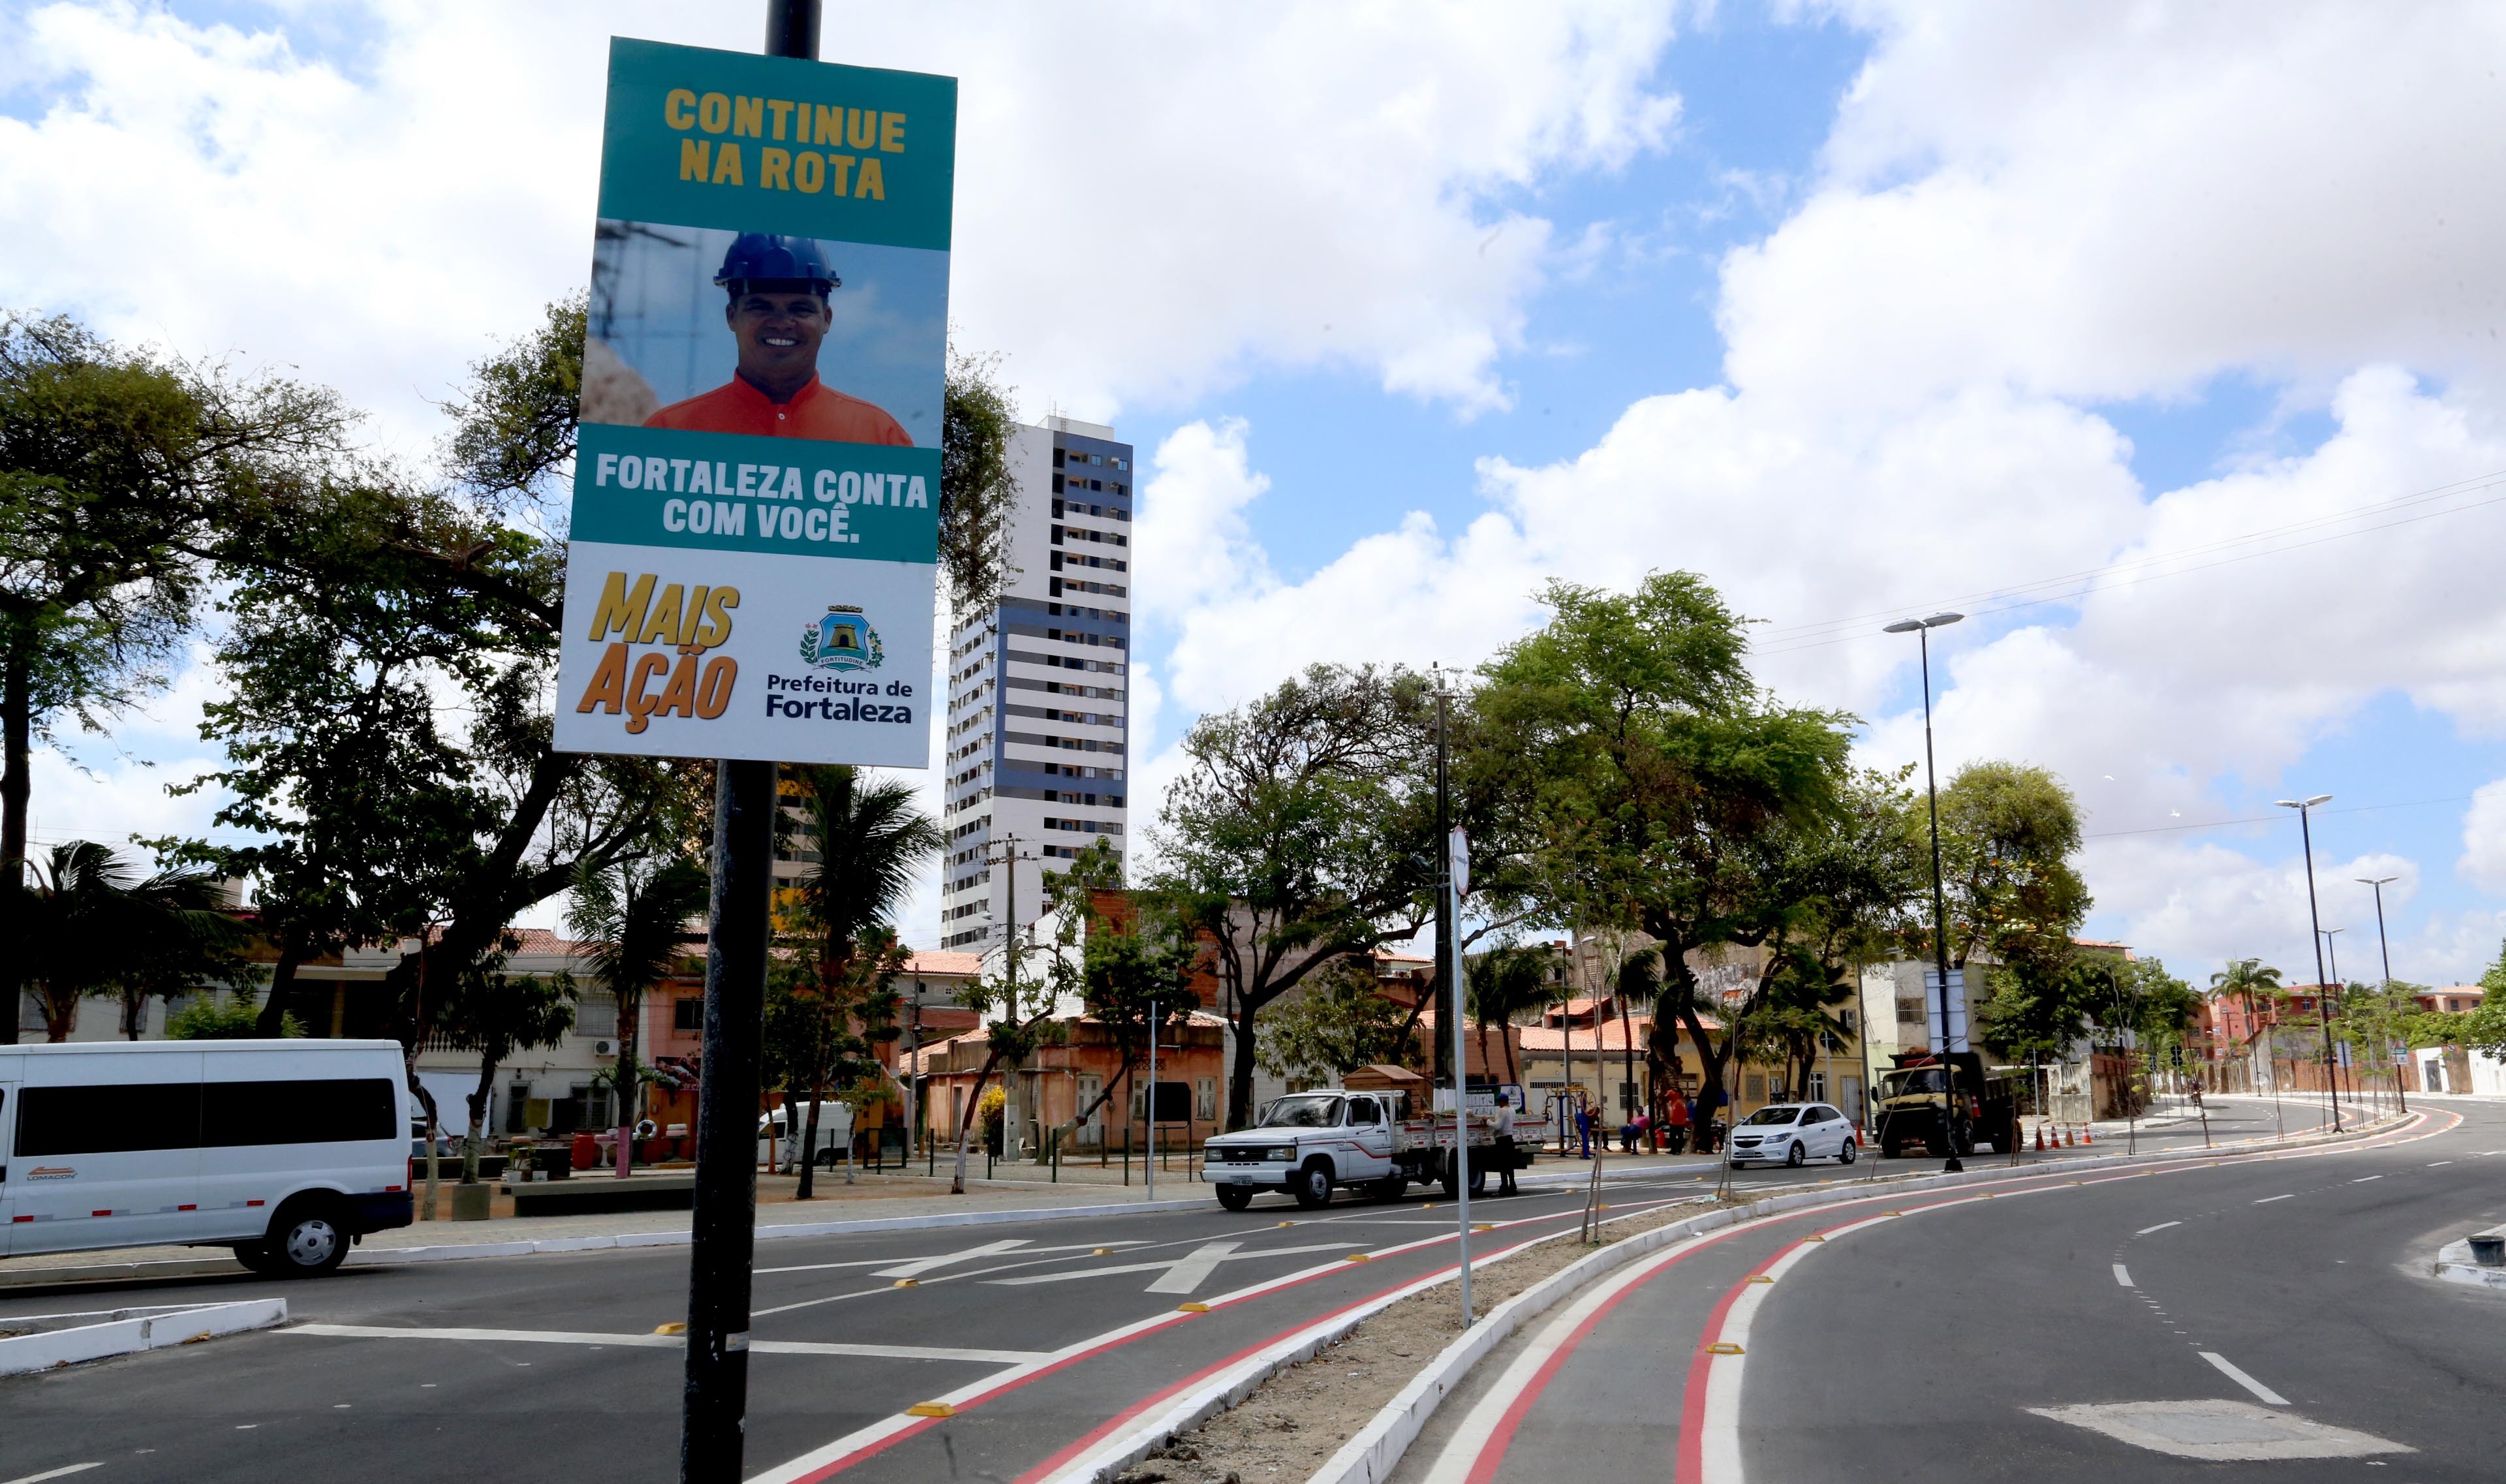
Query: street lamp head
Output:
[[1922, 612, 1964, 628], [2356, 875, 2398, 888], [1883, 619, 1925, 634], [2273, 795, 2334, 810]]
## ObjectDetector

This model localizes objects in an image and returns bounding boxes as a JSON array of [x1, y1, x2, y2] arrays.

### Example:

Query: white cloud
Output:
[[1732, 1, 2506, 410], [2463, 781, 2506, 895], [0, 0, 1686, 441]]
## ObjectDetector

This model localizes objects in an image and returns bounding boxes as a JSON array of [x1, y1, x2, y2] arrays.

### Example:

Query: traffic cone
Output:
[[2081, 1128, 2093, 1145], [2034, 1126, 2045, 1152]]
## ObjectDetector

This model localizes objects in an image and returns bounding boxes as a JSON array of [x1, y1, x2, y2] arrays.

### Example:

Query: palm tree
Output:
[[781, 764, 942, 1196], [1467, 942, 1553, 1088], [2210, 957, 2283, 1081], [568, 856, 709, 1177], [19, 842, 240, 1041]]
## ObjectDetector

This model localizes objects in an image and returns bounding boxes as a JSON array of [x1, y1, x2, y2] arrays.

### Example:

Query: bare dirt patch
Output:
[[1112, 1192, 1733, 1484]]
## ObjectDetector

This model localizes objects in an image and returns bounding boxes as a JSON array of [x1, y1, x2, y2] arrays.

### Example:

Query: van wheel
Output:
[[257, 1199, 350, 1277], [1215, 1184, 1255, 1212], [1292, 1161, 1333, 1209]]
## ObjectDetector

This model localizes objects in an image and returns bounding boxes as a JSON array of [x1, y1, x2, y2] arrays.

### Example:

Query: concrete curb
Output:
[[0, 1297, 286, 1375], [1303, 1109, 2413, 1484], [2433, 1226, 2506, 1290]]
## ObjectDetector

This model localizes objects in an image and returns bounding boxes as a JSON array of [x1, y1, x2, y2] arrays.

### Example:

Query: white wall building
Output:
[[938, 415, 1136, 953]]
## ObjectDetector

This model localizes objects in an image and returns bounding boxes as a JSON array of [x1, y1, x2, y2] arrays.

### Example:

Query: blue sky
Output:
[[6, 1, 2503, 985]]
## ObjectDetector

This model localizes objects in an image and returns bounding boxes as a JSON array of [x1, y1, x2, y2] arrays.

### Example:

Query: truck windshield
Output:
[[1259, 1094, 1343, 1128], [1883, 1069, 1947, 1098]]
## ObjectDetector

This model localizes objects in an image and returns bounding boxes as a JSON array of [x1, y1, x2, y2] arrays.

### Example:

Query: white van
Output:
[[0, 1039, 414, 1277], [759, 1099, 854, 1167]]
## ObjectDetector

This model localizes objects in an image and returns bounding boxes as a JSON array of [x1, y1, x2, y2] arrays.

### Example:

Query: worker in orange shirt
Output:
[[643, 233, 914, 446]]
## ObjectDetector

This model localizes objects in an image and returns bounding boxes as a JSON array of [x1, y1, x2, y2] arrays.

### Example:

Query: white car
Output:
[[1725, 1103, 1859, 1167]]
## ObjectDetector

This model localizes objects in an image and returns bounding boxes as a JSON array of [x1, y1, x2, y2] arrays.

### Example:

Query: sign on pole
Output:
[[1923, 968, 1968, 1054], [555, 39, 954, 767]]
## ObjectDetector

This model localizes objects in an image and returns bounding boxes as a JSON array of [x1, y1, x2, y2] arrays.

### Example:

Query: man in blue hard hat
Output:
[[644, 233, 912, 445]]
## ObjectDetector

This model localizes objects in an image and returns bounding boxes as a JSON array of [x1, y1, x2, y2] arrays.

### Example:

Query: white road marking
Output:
[[285, 1323, 1040, 1365], [752, 1258, 888, 1276], [2201, 1351, 2290, 1406], [2426, 1160, 2452, 1167], [2254, 1194, 2294, 1203], [872, 1239, 1032, 1279], [2351, 1175, 2383, 1183], [4, 1466, 104, 1484], [2136, 1222, 2182, 1235], [2112, 1264, 2134, 1287], [987, 1240, 1355, 1294]]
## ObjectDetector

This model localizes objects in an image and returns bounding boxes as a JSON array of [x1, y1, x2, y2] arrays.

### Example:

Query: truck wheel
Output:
[[1216, 1184, 1255, 1212], [1442, 1156, 1487, 1198], [1292, 1161, 1334, 1209]]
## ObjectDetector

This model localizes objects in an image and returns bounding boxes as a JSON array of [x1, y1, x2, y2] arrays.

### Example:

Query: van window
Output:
[[16, 1077, 399, 1156], [17, 1083, 201, 1156], [204, 1079, 399, 1146]]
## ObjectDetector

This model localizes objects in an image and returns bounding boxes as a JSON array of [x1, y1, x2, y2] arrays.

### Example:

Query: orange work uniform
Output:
[[644, 374, 913, 446]]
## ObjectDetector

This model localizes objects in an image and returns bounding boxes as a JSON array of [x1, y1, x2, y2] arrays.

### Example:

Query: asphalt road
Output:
[[0, 1095, 2350, 1484], [1395, 1097, 2502, 1484]]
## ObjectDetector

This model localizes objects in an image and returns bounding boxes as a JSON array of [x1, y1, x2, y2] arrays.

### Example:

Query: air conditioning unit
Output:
[[595, 1040, 615, 1057]]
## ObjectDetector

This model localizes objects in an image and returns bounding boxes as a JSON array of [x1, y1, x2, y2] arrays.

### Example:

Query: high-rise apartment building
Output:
[[937, 416, 1136, 951]]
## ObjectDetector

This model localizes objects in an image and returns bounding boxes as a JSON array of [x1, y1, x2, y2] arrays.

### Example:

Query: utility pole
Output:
[[2321, 927, 2348, 1115], [2359, 876, 2407, 1116], [982, 831, 1030, 1156], [1146, 995, 1158, 1202]]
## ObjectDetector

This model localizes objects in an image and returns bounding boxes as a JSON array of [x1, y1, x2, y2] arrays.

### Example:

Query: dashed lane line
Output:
[[2136, 1222, 2182, 1235], [2113, 1265, 2135, 1287], [2254, 1194, 2295, 1204]]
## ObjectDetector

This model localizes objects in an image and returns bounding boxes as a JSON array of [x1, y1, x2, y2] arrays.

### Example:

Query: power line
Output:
[[1757, 467, 2506, 655], [2082, 795, 2473, 842]]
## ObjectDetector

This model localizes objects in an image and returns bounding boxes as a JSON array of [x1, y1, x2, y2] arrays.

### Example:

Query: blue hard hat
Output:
[[713, 234, 839, 294]]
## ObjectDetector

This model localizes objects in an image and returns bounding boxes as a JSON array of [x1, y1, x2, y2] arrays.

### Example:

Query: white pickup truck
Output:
[[1203, 1089, 1528, 1211]]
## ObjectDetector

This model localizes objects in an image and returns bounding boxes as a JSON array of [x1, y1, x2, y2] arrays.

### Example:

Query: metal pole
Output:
[[1146, 997, 1156, 1203], [681, 761, 775, 1483], [1916, 625, 1962, 1173], [2293, 805, 2341, 1133], [681, 10, 818, 1474], [1438, 678, 1472, 1327], [2370, 877, 2409, 1116]]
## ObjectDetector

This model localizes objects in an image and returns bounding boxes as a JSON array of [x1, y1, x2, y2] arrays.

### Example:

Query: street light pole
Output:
[[1433, 667, 1473, 1327], [2274, 796, 2340, 1134], [2358, 875, 2407, 1115], [2319, 927, 2349, 1114], [1885, 611, 1966, 1172]]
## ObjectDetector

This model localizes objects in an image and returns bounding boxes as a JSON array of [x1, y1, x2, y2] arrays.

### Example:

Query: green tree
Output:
[[568, 856, 707, 1176], [1145, 662, 1446, 1128], [168, 996, 305, 1040], [2210, 957, 2288, 1080], [777, 764, 941, 1196], [2461, 940, 2506, 1056], [1474, 573, 1856, 1119], [1257, 957, 1419, 1087], [1059, 882, 1200, 1144], [16, 841, 243, 1042], [433, 969, 575, 1182], [1934, 761, 2092, 975], [1467, 943, 1555, 1087], [0, 313, 343, 1037]]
